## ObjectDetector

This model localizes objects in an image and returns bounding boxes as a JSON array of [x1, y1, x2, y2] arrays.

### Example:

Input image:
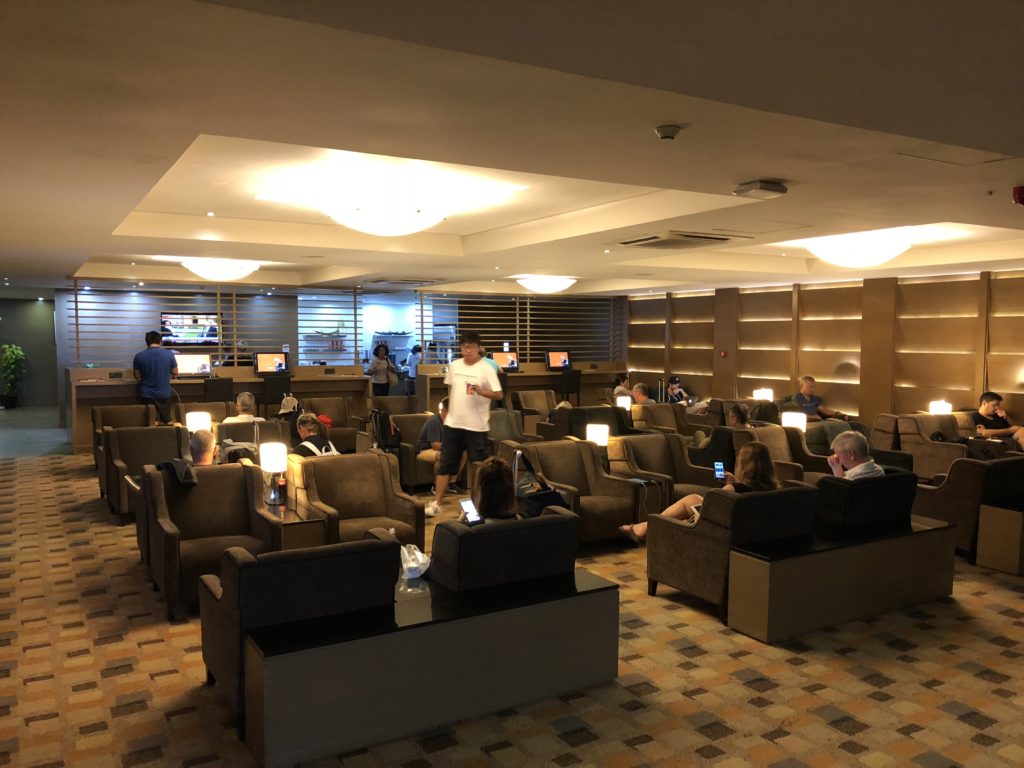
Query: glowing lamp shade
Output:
[[752, 388, 774, 401], [928, 400, 953, 415], [259, 442, 288, 474], [615, 396, 633, 410], [180, 257, 261, 282], [184, 411, 212, 433], [781, 411, 808, 431], [514, 275, 577, 294], [586, 423, 610, 447]]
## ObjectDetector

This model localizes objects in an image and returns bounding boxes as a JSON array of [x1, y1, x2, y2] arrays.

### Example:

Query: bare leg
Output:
[[434, 474, 449, 505], [628, 493, 703, 540]]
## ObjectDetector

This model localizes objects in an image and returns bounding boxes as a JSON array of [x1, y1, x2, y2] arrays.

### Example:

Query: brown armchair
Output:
[[608, 433, 715, 507], [513, 389, 558, 434], [897, 414, 969, 480], [370, 395, 418, 415], [199, 530, 400, 719], [487, 408, 542, 455], [869, 414, 901, 451], [519, 440, 640, 543], [911, 457, 991, 560], [646, 485, 819, 618], [390, 412, 436, 490], [92, 405, 154, 492], [731, 424, 828, 484], [215, 420, 290, 449], [176, 401, 235, 424], [105, 425, 189, 519], [305, 397, 360, 452], [536, 407, 573, 441], [302, 452, 425, 548], [147, 462, 282, 620]]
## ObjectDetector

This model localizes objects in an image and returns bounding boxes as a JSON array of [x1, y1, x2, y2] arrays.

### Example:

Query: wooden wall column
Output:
[[712, 288, 739, 398], [860, 277, 898, 422]]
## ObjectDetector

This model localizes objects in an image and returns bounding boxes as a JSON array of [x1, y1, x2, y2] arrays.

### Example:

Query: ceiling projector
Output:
[[732, 180, 788, 199]]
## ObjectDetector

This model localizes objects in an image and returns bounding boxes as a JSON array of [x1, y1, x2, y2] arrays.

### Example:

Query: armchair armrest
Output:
[[349, 415, 368, 430], [594, 467, 647, 500], [536, 421, 561, 440], [772, 460, 804, 483], [545, 479, 579, 511], [870, 447, 913, 472], [250, 505, 285, 550]]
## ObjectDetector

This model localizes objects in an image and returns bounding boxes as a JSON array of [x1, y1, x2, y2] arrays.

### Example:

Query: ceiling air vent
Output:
[[363, 278, 436, 287], [618, 231, 735, 250]]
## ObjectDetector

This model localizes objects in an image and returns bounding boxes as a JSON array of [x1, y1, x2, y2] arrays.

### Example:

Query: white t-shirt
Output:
[[845, 459, 885, 480], [444, 357, 502, 432], [221, 414, 265, 424]]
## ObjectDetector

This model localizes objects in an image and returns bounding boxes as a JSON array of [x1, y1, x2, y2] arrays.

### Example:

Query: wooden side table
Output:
[[977, 504, 1024, 574], [268, 505, 326, 550]]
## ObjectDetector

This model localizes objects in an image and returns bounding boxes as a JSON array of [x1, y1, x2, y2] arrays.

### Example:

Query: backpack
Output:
[[297, 439, 340, 456], [369, 408, 401, 454]]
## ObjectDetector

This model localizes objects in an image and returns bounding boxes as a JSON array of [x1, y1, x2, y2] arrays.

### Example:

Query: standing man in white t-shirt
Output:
[[425, 331, 502, 516]]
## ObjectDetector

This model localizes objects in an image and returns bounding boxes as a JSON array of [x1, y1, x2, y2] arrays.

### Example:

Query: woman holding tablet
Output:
[[620, 442, 779, 543]]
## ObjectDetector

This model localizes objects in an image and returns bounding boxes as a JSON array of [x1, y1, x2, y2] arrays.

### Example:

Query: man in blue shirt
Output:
[[415, 397, 466, 496], [133, 331, 178, 423], [792, 375, 847, 420]]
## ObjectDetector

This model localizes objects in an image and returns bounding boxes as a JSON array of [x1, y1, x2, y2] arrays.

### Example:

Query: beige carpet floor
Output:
[[2, 455, 1024, 767]]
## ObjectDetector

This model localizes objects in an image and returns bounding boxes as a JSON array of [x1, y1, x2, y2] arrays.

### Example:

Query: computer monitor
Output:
[[491, 351, 519, 372], [253, 352, 290, 375], [545, 350, 572, 371], [174, 353, 212, 377], [160, 312, 218, 345]]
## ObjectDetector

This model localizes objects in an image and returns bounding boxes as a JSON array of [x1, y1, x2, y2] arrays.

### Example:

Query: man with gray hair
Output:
[[189, 429, 217, 466], [828, 431, 884, 480], [221, 391, 265, 424]]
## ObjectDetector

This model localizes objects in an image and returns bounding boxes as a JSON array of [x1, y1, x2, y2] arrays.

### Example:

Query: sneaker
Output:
[[447, 482, 466, 494], [425, 500, 442, 517]]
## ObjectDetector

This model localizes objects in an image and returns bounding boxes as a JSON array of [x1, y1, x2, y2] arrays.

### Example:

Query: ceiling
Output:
[[2, 0, 1023, 296]]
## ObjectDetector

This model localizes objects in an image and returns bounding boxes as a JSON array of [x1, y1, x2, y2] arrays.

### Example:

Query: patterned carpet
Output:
[[2, 455, 1024, 767]]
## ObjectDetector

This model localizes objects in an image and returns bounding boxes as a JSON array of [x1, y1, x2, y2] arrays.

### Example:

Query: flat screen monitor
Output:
[[160, 313, 218, 345], [174, 353, 212, 376], [254, 352, 290, 375], [491, 351, 519, 371], [545, 350, 572, 371]]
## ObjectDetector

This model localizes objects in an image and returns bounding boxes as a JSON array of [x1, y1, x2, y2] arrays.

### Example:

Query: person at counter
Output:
[[369, 344, 398, 397], [132, 330, 177, 424]]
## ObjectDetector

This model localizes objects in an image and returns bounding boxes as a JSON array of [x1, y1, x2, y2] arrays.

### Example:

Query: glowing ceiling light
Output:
[[179, 258, 261, 282], [514, 274, 577, 293], [779, 224, 973, 269], [255, 150, 527, 237]]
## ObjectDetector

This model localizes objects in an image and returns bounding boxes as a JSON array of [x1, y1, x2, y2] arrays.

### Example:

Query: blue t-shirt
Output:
[[416, 413, 443, 453], [133, 347, 178, 399], [793, 392, 822, 417]]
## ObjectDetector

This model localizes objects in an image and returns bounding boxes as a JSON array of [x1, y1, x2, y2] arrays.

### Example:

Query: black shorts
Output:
[[143, 396, 173, 424], [438, 425, 489, 475]]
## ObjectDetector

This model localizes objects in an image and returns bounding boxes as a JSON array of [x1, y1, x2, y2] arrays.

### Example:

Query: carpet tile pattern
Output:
[[1, 455, 1024, 766]]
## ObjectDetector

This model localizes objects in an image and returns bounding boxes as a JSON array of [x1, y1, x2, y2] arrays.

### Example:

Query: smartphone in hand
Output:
[[714, 461, 725, 480]]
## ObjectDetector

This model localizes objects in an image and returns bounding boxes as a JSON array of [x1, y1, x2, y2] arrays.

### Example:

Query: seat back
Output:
[[706, 485, 819, 546], [521, 441, 592, 496], [306, 397, 351, 427], [149, 462, 259, 540], [429, 508, 579, 591], [815, 469, 917, 537], [391, 413, 430, 446], [559, 368, 583, 404], [261, 375, 293, 415], [487, 408, 522, 444], [911, 413, 961, 442], [688, 426, 737, 471], [94, 404, 153, 431], [982, 455, 1024, 510], [805, 420, 854, 456], [371, 395, 417, 415], [304, 453, 390, 519], [109, 426, 188, 477], [569, 406, 624, 439], [202, 376, 234, 402], [953, 411, 976, 439], [622, 433, 676, 477], [734, 424, 794, 463], [869, 414, 900, 450], [515, 390, 557, 421], [217, 420, 290, 447], [706, 398, 755, 427], [177, 401, 233, 423], [643, 403, 681, 433], [235, 536, 400, 628], [537, 406, 573, 439]]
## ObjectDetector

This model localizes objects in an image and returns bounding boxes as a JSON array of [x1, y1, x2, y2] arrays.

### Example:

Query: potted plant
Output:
[[0, 343, 26, 409]]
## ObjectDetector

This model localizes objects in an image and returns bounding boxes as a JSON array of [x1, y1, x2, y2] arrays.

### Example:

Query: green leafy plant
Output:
[[0, 343, 26, 397]]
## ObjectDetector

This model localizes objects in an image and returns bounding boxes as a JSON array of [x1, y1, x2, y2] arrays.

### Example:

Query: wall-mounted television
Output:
[[174, 353, 212, 376], [545, 350, 572, 371], [254, 352, 290, 375], [161, 313, 218, 345], [491, 351, 519, 372]]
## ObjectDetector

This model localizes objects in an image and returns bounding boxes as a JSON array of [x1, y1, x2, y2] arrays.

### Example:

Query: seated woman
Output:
[[620, 441, 779, 543], [612, 373, 633, 402], [460, 456, 520, 522]]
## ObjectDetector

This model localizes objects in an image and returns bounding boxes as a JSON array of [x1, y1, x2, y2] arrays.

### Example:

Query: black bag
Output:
[[512, 449, 567, 518], [369, 408, 401, 454]]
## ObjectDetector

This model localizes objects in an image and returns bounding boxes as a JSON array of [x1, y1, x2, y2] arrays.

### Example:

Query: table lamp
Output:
[[928, 400, 953, 414], [259, 441, 288, 507], [586, 423, 610, 447], [781, 411, 807, 431], [615, 395, 632, 410], [184, 410, 212, 433], [752, 387, 774, 401]]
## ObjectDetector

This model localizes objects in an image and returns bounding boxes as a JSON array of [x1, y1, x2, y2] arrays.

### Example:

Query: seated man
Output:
[[189, 429, 217, 466], [221, 391, 265, 424], [416, 398, 466, 494], [827, 431, 884, 480], [971, 391, 1024, 449], [793, 375, 847, 420], [693, 404, 747, 448], [292, 413, 340, 457], [632, 382, 654, 406]]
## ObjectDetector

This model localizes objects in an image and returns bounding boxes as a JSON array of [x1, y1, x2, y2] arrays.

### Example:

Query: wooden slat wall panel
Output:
[[629, 297, 667, 323], [895, 352, 975, 389], [988, 275, 1024, 415], [738, 290, 791, 319], [894, 385, 975, 414], [668, 348, 714, 376], [668, 293, 715, 393], [988, 317, 1024, 354], [628, 347, 664, 373], [800, 285, 861, 318], [670, 322, 714, 348], [738, 320, 791, 349], [896, 317, 977, 352], [629, 324, 666, 347], [627, 296, 665, 373], [669, 294, 714, 320], [736, 350, 790, 379], [798, 319, 862, 352], [897, 278, 979, 316]]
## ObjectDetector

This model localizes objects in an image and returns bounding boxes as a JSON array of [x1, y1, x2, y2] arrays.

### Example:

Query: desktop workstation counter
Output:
[[415, 361, 624, 412], [66, 366, 369, 453]]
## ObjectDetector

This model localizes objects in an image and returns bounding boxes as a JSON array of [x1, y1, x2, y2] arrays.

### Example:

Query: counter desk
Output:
[[66, 367, 371, 453]]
